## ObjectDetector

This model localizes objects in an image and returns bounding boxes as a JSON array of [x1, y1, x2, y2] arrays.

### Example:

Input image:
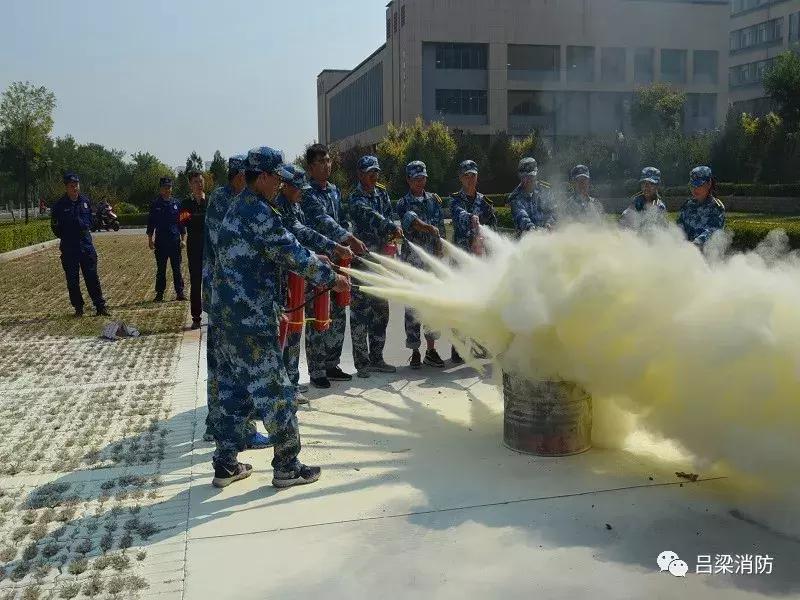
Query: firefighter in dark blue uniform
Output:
[[50, 172, 109, 317], [146, 177, 186, 302]]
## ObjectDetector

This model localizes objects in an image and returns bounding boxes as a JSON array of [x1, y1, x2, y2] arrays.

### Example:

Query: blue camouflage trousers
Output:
[[283, 331, 302, 390], [404, 308, 439, 350], [304, 290, 347, 378], [205, 325, 256, 440], [351, 286, 389, 370], [213, 320, 300, 470]]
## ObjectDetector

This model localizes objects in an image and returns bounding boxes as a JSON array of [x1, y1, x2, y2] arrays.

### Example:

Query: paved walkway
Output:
[[171, 303, 799, 600]]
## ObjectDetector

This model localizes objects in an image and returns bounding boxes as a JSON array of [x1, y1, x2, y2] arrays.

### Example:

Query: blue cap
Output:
[[228, 154, 247, 174], [159, 177, 173, 187], [570, 164, 590, 180], [406, 161, 428, 179], [63, 172, 80, 184], [518, 157, 538, 177], [246, 146, 284, 174], [640, 167, 661, 185], [275, 164, 311, 191], [358, 155, 381, 173], [459, 160, 479, 176], [689, 166, 713, 188]]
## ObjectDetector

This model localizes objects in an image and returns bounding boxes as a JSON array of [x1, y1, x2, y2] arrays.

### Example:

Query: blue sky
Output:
[[1, 0, 385, 167]]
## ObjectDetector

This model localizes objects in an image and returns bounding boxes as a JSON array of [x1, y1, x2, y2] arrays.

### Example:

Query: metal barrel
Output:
[[502, 371, 592, 456]]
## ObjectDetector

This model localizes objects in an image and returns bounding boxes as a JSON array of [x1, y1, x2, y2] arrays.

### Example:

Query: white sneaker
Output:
[[295, 392, 309, 405]]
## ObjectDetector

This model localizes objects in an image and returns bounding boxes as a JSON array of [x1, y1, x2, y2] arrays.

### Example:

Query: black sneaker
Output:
[[356, 368, 371, 379], [424, 348, 445, 368], [211, 461, 253, 488], [153, 294, 164, 303], [368, 360, 397, 373], [176, 294, 188, 301], [95, 306, 111, 317], [74, 307, 84, 318], [326, 366, 352, 381], [450, 347, 464, 365], [272, 463, 321, 488], [409, 350, 421, 369], [190, 320, 201, 330], [311, 376, 331, 389]]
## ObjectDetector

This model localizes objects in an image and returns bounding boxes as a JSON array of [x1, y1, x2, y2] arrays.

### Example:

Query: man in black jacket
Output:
[[180, 170, 206, 329]]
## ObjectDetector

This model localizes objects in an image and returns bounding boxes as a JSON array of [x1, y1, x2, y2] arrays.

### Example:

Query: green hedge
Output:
[[118, 213, 149, 228], [494, 207, 800, 250], [0, 219, 56, 254]]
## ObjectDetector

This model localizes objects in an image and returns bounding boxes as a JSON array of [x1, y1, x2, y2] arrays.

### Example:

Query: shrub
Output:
[[0, 219, 54, 253]]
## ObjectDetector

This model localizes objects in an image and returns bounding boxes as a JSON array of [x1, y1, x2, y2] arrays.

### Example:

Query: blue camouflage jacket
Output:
[[50, 194, 95, 254], [396, 191, 445, 267], [274, 193, 337, 256], [202, 184, 238, 313], [300, 179, 350, 243], [509, 183, 556, 233], [349, 183, 397, 252], [212, 188, 336, 334], [146, 196, 185, 246], [450, 189, 497, 251], [676, 196, 725, 246]]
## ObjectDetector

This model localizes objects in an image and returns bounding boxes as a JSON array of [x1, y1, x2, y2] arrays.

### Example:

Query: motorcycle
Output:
[[92, 204, 120, 232]]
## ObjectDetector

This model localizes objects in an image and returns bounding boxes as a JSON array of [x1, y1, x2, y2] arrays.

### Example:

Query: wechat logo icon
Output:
[[657, 551, 688, 578]]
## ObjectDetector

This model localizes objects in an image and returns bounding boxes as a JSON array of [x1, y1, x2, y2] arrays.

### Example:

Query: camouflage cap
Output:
[[640, 167, 661, 185], [689, 166, 713, 188], [159, 177, 173, 187], [518, 157, 538, 177], [358, 155, 381, 173], [459, 160, 479, 175], [275, 163, 311, 191], [570, 164, 590, 180], [227, 154, 247, 174], [246, 146, 284, 174], [406, 160, 428, 179], [63, 172, 80, 184]]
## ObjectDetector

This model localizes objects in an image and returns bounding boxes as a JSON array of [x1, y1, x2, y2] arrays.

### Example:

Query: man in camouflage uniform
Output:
[[509, 158, 555, 234], [211, 146, 349, 489], [201, 155, 270, 449], [619, 167, 668, 231], [677, 166, 725, 248], [301, 144, 367, 389], [274, 164, 353, 403], [449, 159, 496, 364], [348, 155, 403, 378], [557, 165, 604, 224], [397, 161, 447, 369]]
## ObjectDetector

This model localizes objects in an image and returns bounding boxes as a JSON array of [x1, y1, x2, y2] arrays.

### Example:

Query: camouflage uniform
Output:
[[509, 183, 555, 233], [349, 181, 398, 370], [557, 192, 604, 224], [397, 186, 446, 350], [275, 191, 338, 390], [677, 166, 725, 247], [212, 185, 336, 470], [300, 180, 351, 379], [450, 189, 497, 252], [201, 157, 256, 442]]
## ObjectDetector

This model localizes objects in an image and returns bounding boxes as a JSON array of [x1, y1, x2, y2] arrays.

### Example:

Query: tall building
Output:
[[317, 0, 729, 150], [728, 0, 800, 115]]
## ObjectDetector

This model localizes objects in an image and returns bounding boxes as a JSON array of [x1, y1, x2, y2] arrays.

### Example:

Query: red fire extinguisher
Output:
[[471, 227, 486, 256], [334, 256, 352, 308], [382, 241, 398, 257], [286, 272, 306, 333], [313, 285, 331, 332], [279, 313, 288, 350]]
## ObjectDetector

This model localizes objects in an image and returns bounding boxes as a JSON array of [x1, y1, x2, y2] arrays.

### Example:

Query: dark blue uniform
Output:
[[147, 196, 185, 297], [50, 194, 107, 311]]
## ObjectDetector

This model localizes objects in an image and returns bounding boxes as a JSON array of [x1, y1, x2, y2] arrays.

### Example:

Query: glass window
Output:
[[435, 90, 488, 115], [435, 43, 487, 70], [507, 44, 560, 80], [693, 50, 718, 84], [601, 47, 626, 83], [567, 46, 595, 82], [634, 48, 654, 83], [386, 17, 390, 39], [730, 18, 783, 52], [790, 12, 799, 41], [729, 57, 776, 87], [661, 49, 687, 83], [401, 5, 406, 27]]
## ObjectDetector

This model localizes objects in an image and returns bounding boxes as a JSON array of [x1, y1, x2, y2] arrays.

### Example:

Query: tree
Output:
[[763, 51, 800, 131], [209, 150, 227, 187], [0, 82, 56, 222], [175, 151, 204, 199], [630, 83, 687, 138], [128, 152, 174, 210]]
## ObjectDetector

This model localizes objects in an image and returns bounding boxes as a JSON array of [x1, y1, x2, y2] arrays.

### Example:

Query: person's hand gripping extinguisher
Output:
[[470, 214, 485, 256], [382, 225, 404, 258]]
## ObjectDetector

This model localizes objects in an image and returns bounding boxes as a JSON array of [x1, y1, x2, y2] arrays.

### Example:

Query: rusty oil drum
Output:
[[502, 372, 592, 456]]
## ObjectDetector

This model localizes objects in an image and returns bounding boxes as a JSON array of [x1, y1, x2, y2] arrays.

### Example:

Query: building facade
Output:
[[728, 0, 800, 115], [318, 0, 730, 150]]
